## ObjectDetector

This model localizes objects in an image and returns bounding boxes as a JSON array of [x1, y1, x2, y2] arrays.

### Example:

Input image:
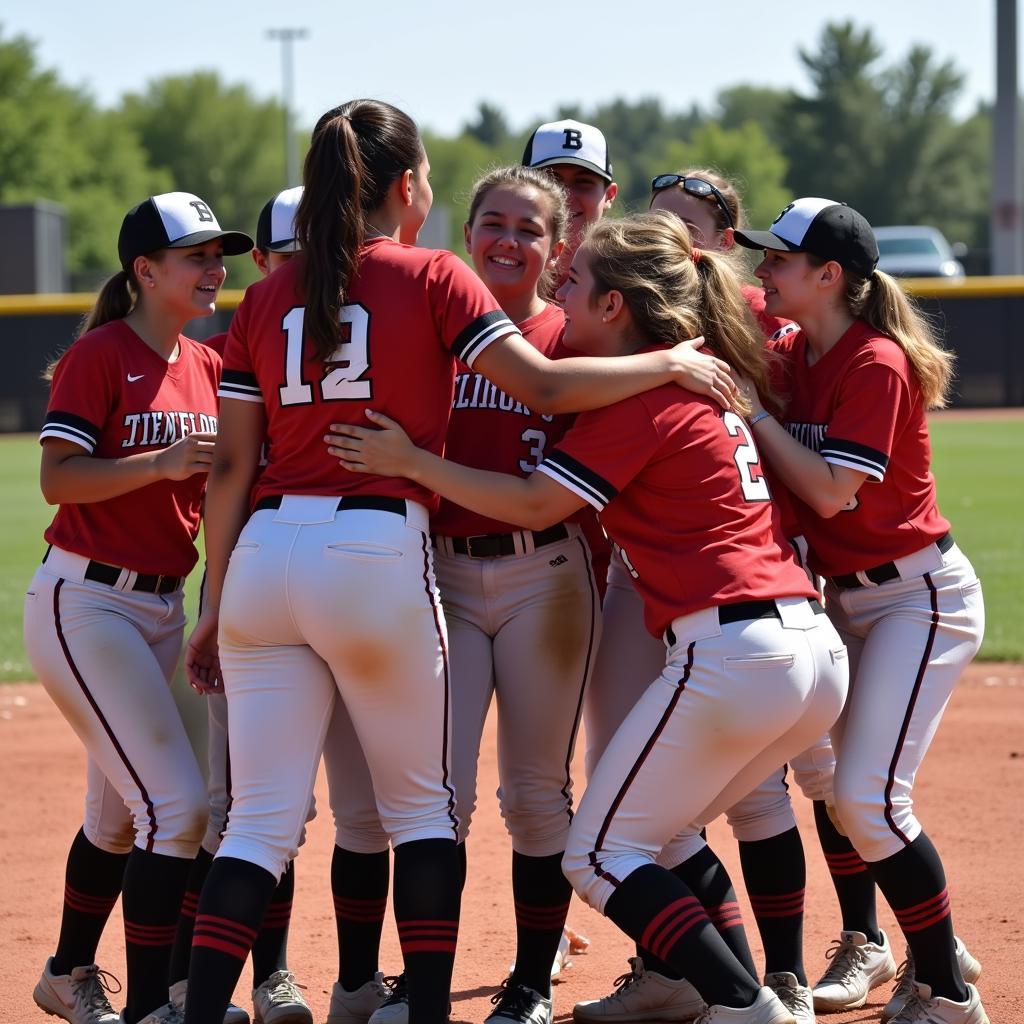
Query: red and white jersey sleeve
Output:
[[776, 319, 949, 577], [537, 383, 816, 637], [433, 303, 575, 536], [218, 239, 514, 511], [40, 320, 221, 577]]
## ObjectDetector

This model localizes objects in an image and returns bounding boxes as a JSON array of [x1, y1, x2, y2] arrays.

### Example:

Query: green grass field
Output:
[[1, 416, 1021, 681]]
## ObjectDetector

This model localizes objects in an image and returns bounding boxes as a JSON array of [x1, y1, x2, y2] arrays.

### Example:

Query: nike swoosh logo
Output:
[[127, 373, 145, 382]]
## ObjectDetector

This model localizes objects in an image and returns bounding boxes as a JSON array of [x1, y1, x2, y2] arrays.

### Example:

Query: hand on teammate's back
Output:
[[155, 430, 218, 481]]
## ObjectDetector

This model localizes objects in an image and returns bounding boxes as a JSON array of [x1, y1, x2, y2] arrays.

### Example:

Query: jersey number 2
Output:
[[724, 411, 770, 502], [279, 305, 371, 406]]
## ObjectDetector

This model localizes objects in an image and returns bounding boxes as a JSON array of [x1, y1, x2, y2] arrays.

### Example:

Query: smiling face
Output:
[[544, 165, 616, 246], [465, 184, 561, 306], [139, 240, 227, 320], [555, 244, 629, 356], [754, 248, 832, 319]]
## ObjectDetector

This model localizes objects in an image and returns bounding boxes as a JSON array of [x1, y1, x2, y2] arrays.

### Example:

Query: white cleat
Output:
[[367, 973, 409, 1024], [573, 957, 705, 1023], [886, 982, 988, 1024], [811, 930, 897, 1012], [32, 958, 121, 1024], [131, 1004, 186, 1024], [327, 972, 394, 1024], [764, 972, 815, 1024], [692, 986, 797, 1023], [252, 970, 313, 1024], [881, 939, 982, 1023]]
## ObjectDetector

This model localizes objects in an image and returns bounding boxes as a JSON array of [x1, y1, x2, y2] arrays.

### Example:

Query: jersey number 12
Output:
[[279, 304, 372, 405]]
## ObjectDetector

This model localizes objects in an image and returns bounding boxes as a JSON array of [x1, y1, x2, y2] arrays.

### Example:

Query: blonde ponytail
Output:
[[584, 211, 779, 415]]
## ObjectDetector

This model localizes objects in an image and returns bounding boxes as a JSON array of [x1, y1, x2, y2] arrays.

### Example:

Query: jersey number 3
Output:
[[279, 305, 371, 406], [724, 411, 770, 502]]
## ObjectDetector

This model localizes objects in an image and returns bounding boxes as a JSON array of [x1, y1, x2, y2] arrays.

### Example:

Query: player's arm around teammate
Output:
[[329, 211, 849, 1024], [23, 193, 252, 1024], [179, 99, 729, 1024], [425, 167, 601, 1024], [734, 200, 987, 1024]]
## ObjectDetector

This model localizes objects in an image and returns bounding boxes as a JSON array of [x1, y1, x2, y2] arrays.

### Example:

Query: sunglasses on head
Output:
[[650, 175, 735, 230]]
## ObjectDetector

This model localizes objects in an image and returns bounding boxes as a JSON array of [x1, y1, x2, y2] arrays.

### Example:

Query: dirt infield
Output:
[[2, 663, 1021, 1024]]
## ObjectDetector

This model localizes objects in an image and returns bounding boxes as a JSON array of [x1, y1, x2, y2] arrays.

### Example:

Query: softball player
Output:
[[24, 192, 252, 1024], [735, 199, 987, 1024], [327, 210, 849, 1024], [434, 165, 598, 1024], [575, 171, 828, 1024], [180, 99, 735, 1024], [170, 186, 313, 1024]]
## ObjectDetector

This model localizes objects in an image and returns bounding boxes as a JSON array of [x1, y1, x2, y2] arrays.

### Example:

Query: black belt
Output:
[[434, 523, 570, 558], [665, 598, 824, 646], [44, 546, 182, 595], [830, 533, 953, 589], [254, 495, 408, 517]]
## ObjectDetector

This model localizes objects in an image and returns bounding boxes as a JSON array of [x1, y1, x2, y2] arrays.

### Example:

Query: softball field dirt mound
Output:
[[2, 663, 1021, 1024]]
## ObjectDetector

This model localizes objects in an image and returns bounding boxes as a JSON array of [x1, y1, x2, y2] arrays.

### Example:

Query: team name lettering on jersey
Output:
[[121, 411, 218, 448], [452, 371, 554, 422], [785, 421, 827, 452]]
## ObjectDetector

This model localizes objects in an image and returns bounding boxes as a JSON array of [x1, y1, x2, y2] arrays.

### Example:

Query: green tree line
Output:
[[0, 20, 992, 289]]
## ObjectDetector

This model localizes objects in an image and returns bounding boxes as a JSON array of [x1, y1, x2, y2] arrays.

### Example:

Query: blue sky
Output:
[[5, 1, 999, 135]]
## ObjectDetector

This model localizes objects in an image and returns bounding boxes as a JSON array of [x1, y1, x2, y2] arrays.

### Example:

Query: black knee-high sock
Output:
[[185, 856, 277, 1024], [121, 848, 192, 1024], [393, 839, 460, 1024], [52, 829, 128, 976], [607, 863, 760, 1010], [169, 846, 214, 986], [332, 846, 390, 991], [814, 800, 881, 943], [251, 861, 294, 987], [510, 851, 572, 998], [457, 841, 468, 893], [670, 845, 757, 980], [739, 827, 807, 984], [868, 833, 966, 1003]]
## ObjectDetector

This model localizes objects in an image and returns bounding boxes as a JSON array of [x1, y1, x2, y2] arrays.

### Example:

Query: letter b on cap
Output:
[[190, 200, 215, 223], [562, 128, 583, 150]]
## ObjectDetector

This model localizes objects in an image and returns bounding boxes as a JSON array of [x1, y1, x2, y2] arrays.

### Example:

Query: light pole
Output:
[[267, 27, 309, 187], [992, 0, 1021, 274]]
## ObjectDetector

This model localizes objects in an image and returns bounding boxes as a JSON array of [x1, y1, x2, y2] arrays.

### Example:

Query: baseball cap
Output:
[[733, 197, 879, 278], [118, 192, 253, 270], [522, 119, 613, 182], [256, 186, 304, 252]]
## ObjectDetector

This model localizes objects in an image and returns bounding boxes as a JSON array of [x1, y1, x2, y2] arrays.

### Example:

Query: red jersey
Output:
[[40, 320, 221, 577], [742, 284, 793, 340], [220, 239, 513, 511], [774, 319, 949, 577], [537, 378, 816, 637], [433, 303, 574, 536]]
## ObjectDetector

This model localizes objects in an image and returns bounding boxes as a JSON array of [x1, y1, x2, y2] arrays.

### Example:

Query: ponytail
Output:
[[295, 99, 424, 363], [811, 257, 955, 409], [584, 211, 779, 416], [44, 269, 137, 382]]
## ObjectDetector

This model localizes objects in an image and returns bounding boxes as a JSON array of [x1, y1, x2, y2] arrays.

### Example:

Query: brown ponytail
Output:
[[584, 211, 778, 416], [43, 269, 138, 381], [808, 257, 955, 409], [295, 99, 424, 362]]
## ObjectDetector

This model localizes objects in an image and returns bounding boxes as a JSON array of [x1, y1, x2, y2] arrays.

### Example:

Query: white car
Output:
[[873, 226, 966, 278]]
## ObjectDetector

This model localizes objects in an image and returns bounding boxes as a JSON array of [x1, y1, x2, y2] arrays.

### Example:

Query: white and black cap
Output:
[[522, 119, 613, 182], [734, 197, 879, 278], [256, 186, 304, 252], [118, 192, 253, 270]]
